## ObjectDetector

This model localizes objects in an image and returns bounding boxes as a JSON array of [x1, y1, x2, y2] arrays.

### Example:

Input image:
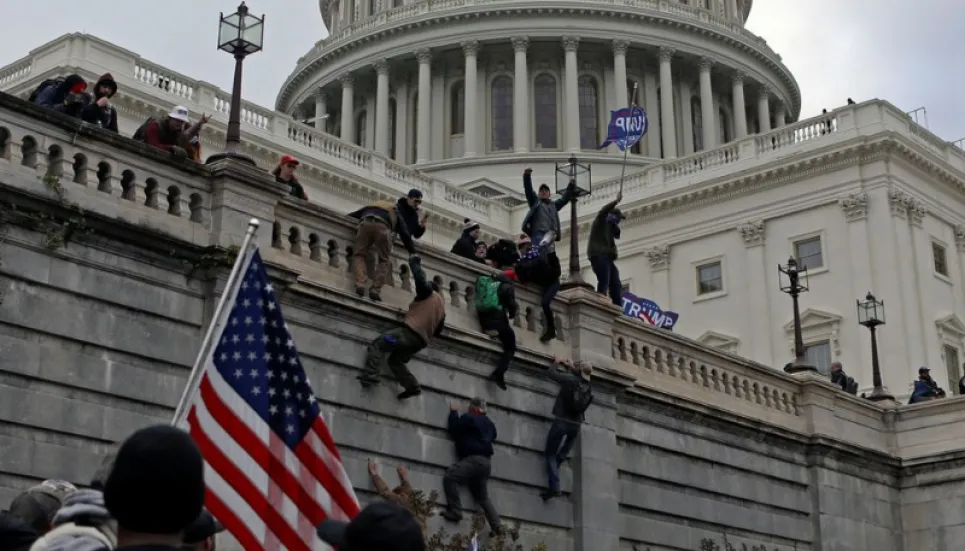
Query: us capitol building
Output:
[[1, 0, 964, 401]]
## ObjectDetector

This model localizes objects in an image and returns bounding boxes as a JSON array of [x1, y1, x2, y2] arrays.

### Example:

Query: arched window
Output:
[[656, 89, 664, 158], [355, 111, 367, 147], [534, 74, 558, 149], [450, 81, 465, 135], [691, 96, 703, 152], [388, 98, 397, 159], [491, 76, 513, 151], [578, 75, 599, 150], [627, 79, 642, 154], [718, 107, 732, 144]]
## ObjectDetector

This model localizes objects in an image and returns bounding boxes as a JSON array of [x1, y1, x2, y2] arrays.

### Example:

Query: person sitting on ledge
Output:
[[476, 239, 520, 390], [348, 198, 417, 301], [451, 219, 484, 263], [78, 73, 119, 133], [358, 255, 444, 400], [272, 155, 308, 200], [909, 366, 946, 404]]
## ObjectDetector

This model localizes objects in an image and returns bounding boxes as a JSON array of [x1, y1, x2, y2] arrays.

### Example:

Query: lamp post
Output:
[[857, 292, 893, 401], [556, 155, 593, 290], [778, 256, 816, 373], [206, 2, 265, 166]]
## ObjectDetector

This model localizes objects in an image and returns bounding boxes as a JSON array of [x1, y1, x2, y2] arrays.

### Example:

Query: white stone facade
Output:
[[3, 29, 965, 400]]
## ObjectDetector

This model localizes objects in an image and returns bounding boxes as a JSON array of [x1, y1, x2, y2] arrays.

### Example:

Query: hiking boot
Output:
[[539, 327, 556, 342], [355, 286, 365, 298], [488, 372, 507, 391], [440, 509, 462, 523], [397, 387, 422, 400], [540, 489, 562, 501], [369, 290, 382, 302]]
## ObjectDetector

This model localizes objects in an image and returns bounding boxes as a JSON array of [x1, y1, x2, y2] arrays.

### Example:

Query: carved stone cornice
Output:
[[511, 36, 529, 53], [415, 48, 432, 64], [955, 226, 965, 252], [314, 88, 327, 103], [373, 59, 390, 76], [888, 188, 909, 219], [838, 192, 869, 222], [657, 47, 675, 63], [908, 197, 926, 228], [612, 39, 630, 56], [562, 36, 581, 53], [338, 73, 354, 87], [736, 220, 765, 247], [645, 245, 670, 271], [460, 40, 479, 57]]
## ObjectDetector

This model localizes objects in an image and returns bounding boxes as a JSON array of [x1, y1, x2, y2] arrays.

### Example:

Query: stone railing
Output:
[[305, 0, 773, 71], [5, 91, 965, 463]]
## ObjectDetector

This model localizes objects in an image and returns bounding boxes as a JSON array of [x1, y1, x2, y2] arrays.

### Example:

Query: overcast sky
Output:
[[0, 0, 961, 142]]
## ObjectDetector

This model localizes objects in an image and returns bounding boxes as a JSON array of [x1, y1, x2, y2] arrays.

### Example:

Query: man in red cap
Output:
[[272, 155, 308, 200]]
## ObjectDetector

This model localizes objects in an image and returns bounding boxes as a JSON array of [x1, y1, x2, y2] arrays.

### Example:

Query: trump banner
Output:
[[621, 291, 679, 331], [599, 105, 648, 151]]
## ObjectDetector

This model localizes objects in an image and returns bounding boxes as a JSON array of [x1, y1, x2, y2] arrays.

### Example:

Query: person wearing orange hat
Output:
[[272, 155, 308, 200]]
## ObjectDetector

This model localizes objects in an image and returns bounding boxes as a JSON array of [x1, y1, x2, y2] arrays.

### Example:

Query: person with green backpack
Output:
[[476, 240, 520, 390]]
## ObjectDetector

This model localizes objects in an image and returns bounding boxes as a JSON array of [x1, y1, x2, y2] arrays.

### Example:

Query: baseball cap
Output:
[[9, 479, 78, 532], [316, 502, 424, 551], [182, 510, 225, 544], [169, 105, 190, 123], [919, 366, 930, 374], [280, 155, 300, 166]]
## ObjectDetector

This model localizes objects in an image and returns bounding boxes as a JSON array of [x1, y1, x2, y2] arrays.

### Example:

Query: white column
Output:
[[643, 72, 660, 157], [613, 40, 629, 109], [416, 48, 432, 164], [727, 0, 739, 20], [461, 41, 479, 158], [374, 59, 390, 155], [731, 73, 747, 139], [658, 47, 677, 158], [774, 102, 787, 128], [757, 86, 772, 134], [394, 82, 409, 162], [563, 36, 581, 152], [339, 73, 355, 142], [512, 36, 530, 153], [698, 58, 716, 150], [679, 80, 694, 155], [314, 90, 328, 132]]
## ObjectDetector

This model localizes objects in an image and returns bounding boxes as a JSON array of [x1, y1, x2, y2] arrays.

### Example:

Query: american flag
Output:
[[185, 247, 360, 551]]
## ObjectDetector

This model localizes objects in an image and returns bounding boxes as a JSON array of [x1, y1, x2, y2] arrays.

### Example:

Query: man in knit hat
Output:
[[104, 425, 205, 550], [450, 219, 483, 263]]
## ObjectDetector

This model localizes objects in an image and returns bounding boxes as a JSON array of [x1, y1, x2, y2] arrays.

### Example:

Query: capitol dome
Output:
[[276, 0, 799, 194]]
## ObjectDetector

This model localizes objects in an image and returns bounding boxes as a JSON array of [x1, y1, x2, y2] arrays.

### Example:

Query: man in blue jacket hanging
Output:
[[440, 398, 502, 535], [520, 168, 576, 342]]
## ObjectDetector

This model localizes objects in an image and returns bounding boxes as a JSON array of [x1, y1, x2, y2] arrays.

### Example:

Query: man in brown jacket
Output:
[[348, 200, 418, 302], [359, 255, 445, 399], [367, 460, 427, 540]]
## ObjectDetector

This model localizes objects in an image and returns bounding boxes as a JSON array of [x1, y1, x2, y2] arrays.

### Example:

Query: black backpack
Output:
[[845, 377, 858, 395], [132, 117, 158, 142], [28, 77, 65, 104], [562, 379, 593, 416]]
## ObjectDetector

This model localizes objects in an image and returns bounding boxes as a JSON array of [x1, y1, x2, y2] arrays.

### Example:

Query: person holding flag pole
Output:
[[171, 218, 362, 551]]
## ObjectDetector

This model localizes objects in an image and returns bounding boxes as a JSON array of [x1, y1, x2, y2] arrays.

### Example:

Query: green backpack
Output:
[[474, 276, 503, 313]]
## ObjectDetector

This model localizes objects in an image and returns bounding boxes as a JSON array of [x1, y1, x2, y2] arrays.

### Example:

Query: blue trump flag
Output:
[[621, 291, 679, 331], [599, 105, 648, 151]]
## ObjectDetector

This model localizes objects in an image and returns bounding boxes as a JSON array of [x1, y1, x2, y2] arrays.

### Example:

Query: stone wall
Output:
[[2, 92, 965, 551]]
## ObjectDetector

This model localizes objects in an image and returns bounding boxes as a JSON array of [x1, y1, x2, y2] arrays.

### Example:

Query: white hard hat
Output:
[[169, 105, 190, 122]]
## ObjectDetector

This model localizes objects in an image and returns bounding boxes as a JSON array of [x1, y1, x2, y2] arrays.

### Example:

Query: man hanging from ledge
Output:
[[477, 239, 520, 390], [520, 168, 576, 341], [541, 356, 593, 501], [440, 398, 501, 535], [348, 198, 418, 301], [358, 255, 444, 400]]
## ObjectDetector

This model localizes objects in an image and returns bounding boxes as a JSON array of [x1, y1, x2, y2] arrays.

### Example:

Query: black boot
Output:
[[539, 326, 556, 343], [357, 374, 379, 387], [488, 371, 507, 391], [440, 509, 462, 523], [355, 286, 365, 298], [397, 387, 422, 400], [369, 289, 382, 302]]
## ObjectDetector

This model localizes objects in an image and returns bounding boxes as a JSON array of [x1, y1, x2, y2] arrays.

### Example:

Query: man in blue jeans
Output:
[[541, 357, 594, 501], [587, 190, 624, 306]]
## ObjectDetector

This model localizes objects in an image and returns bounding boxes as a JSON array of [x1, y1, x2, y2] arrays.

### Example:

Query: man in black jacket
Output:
[[80, 73, 119, 133], [541, 357, 593, 501], [478, 240, 520, 390], [440, 398, 501, 534], [396, 189, 427, 241], [451, 219, 483, 263], [587, 191, 624, 306]]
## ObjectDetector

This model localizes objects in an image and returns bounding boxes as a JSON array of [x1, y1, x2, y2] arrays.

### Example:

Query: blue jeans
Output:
[[545, 419, 580, 492], [589, 255, 622, 306]]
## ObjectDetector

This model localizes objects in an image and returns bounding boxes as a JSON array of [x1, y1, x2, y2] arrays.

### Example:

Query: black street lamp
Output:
[[207, 2, 265, 166], [556, 155, 593, 290], [779, 256, 816, 373], [857, 292, 893, 401]]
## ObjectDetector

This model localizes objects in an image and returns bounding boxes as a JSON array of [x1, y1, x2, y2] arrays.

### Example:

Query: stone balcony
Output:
[[3, 90, 965, 549]]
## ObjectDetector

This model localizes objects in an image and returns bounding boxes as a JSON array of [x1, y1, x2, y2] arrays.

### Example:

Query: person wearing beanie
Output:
[[1, 480, 78, 551], [80, 73, 119, 133], [450, 219, 483, 263], [28, 489, 117, 551], [587, 190, 625, 306], [104, 425, 205, 550], [396, 189, 427, 241], [519, 168, 574, 342]]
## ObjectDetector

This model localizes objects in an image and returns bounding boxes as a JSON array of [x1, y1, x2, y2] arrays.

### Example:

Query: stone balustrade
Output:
[[4, 88, 965, 466]]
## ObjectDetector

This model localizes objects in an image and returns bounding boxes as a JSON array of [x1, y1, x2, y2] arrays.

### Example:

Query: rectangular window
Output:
[[943, 344, 960, 394], [696, 262, 723, 295], [933, 242, 949, 277], [804, 341, 832, 375], [621, 281, 631, 294], [794, 237, 823, 270]]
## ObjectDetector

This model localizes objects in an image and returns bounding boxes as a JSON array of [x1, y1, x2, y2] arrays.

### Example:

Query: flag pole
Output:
[[172, 218, 261, 427], [618, 83, 640, 195]]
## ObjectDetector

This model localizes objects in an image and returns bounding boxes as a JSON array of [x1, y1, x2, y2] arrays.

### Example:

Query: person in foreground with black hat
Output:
[[586, 190, 625, 306], [397, 189, 428, 241], [104, 424, 205, 551], [317, 501, 424, 551], [181, 510, 224, 551]]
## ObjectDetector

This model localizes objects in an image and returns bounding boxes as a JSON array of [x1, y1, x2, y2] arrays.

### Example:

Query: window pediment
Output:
[[697, 330, 740, 353], [936, 314, 965, 343], [783, 308, 842, 357]]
